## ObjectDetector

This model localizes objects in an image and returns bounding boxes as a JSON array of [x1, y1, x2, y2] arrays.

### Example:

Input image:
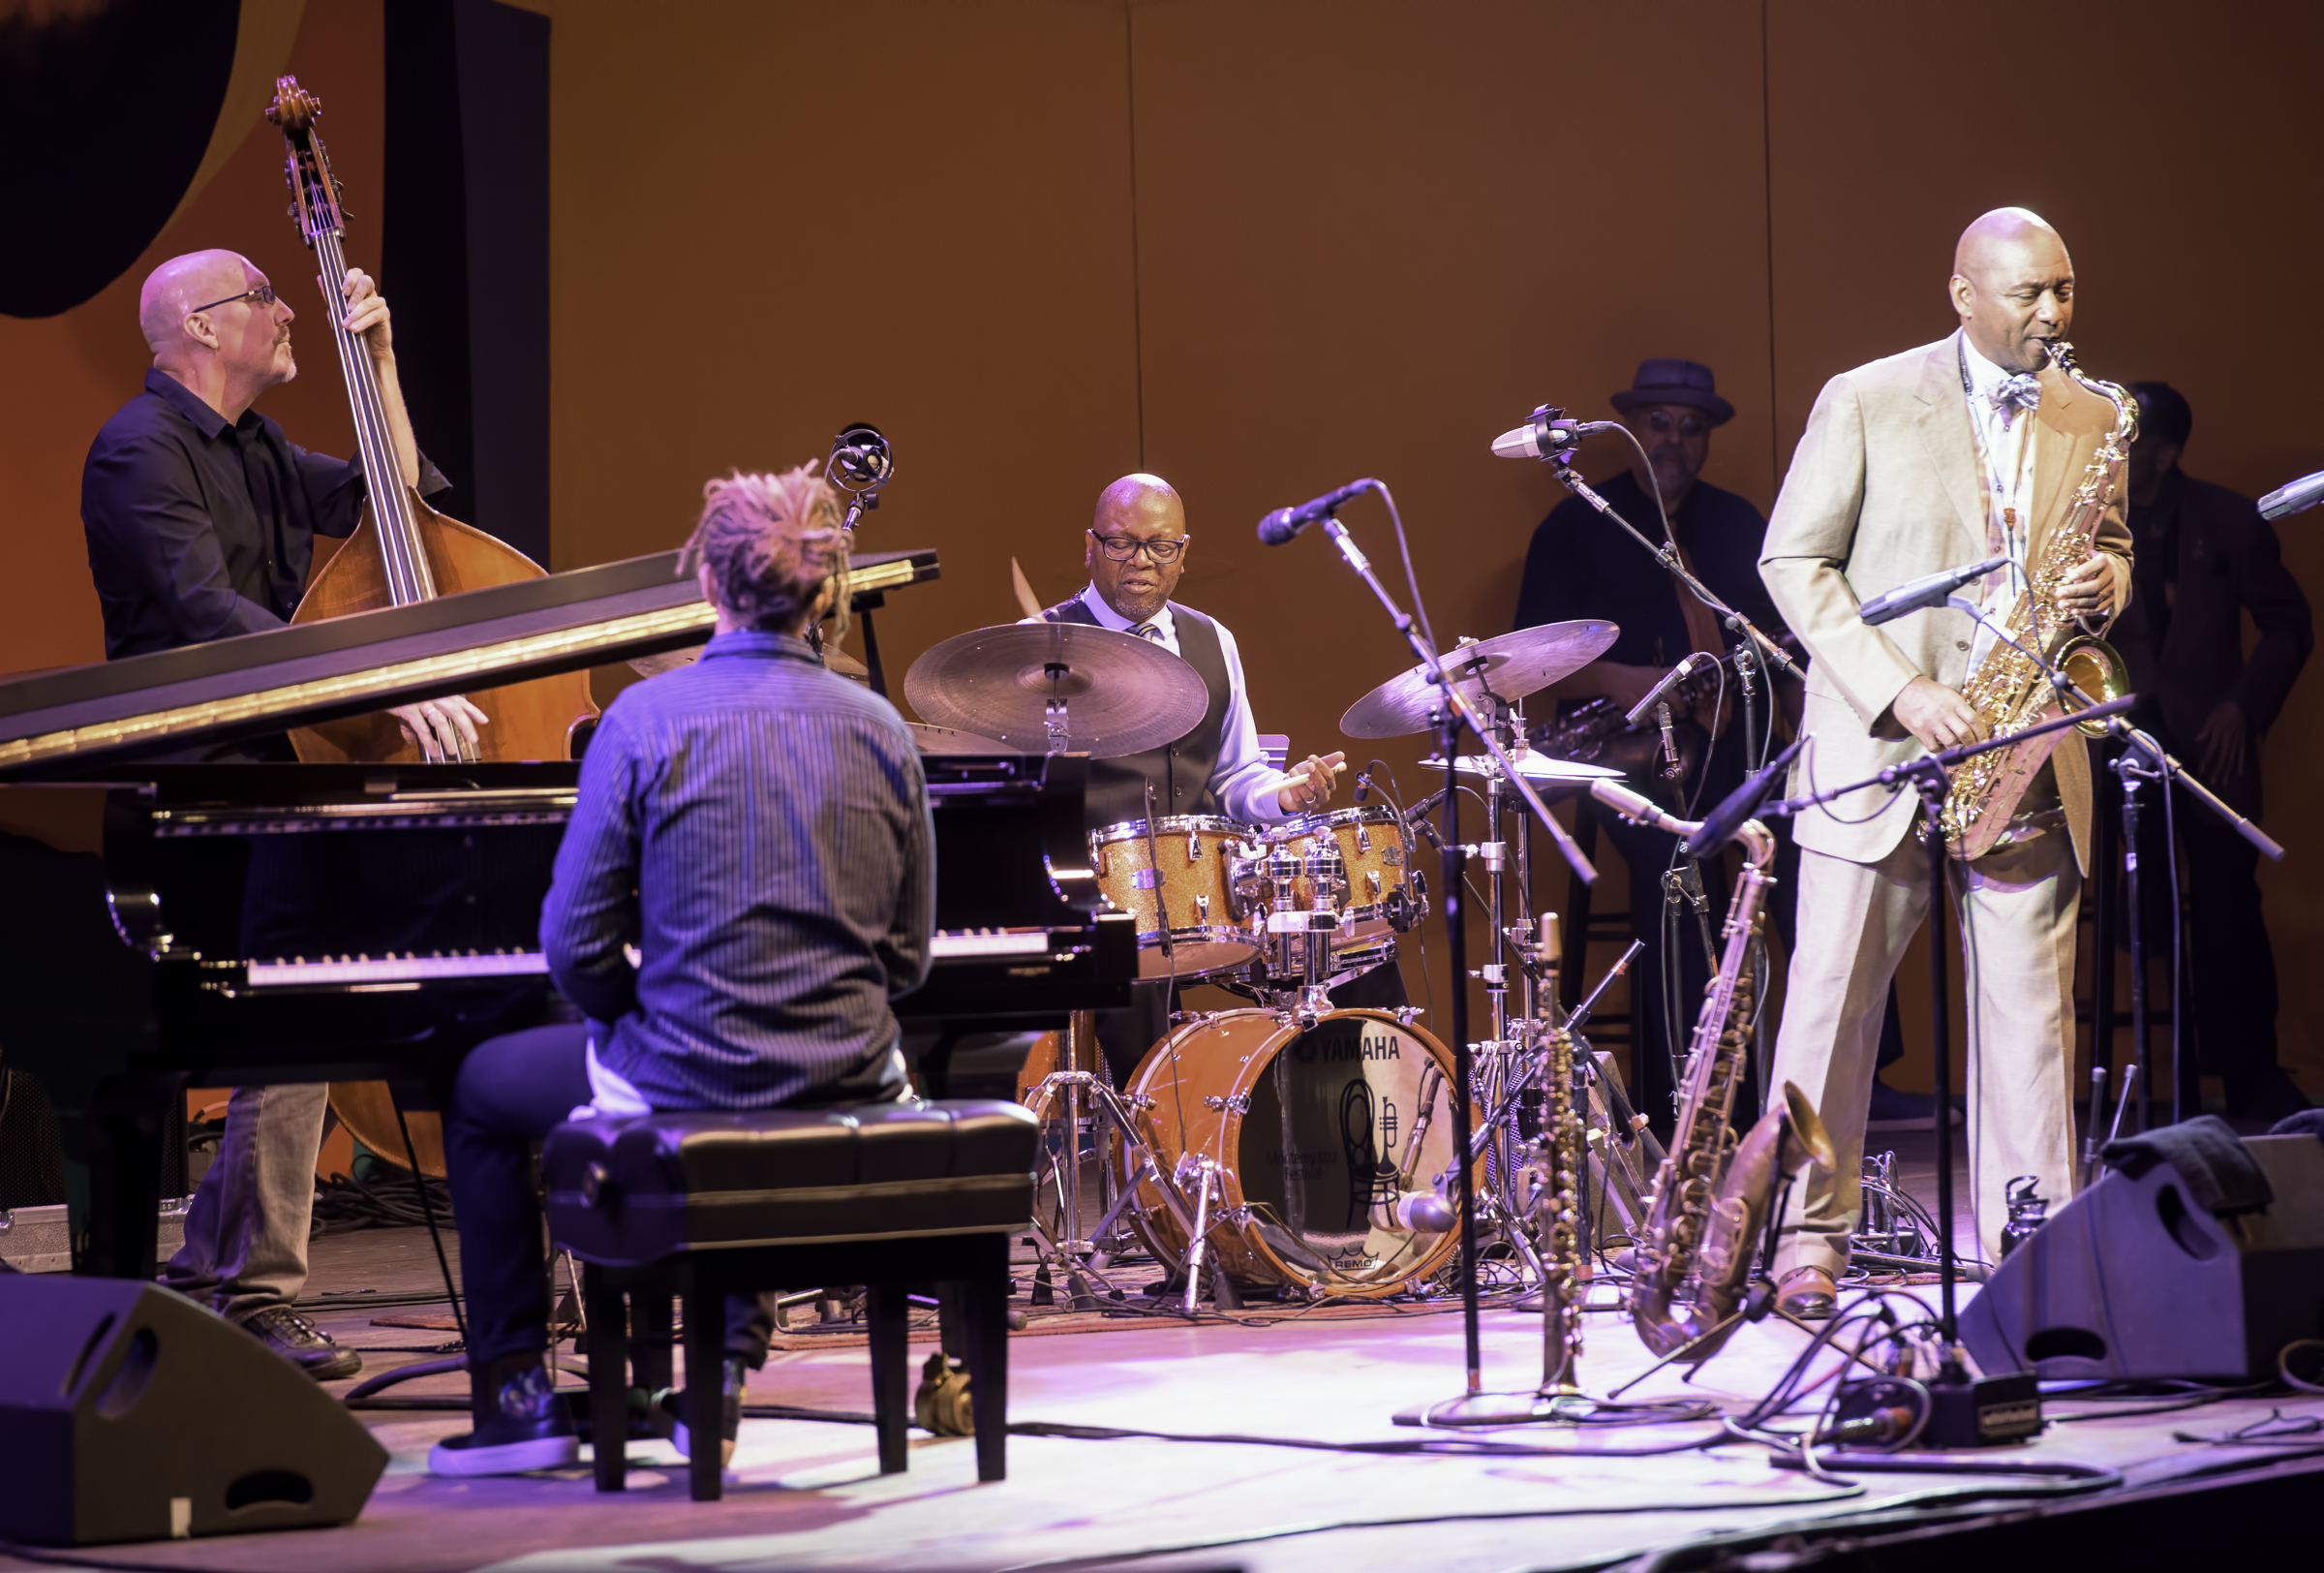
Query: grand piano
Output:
[[0, 546, 1131, 1278]]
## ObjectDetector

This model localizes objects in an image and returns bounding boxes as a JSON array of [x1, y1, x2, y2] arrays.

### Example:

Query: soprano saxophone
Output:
[[1588, 780, 1835, 1359], [1938, 338, 2135, 859]]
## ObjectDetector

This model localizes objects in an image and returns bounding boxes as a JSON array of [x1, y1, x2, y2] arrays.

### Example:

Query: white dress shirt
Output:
[[1960, 333, 2040, 676], [1024, 584, 1298, 823]]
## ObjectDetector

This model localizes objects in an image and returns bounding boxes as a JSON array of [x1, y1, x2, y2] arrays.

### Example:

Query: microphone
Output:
[[828, 422, 892, 490], [1354, 770, 1372, 805], [1683, 736, 1805, 859], [1490, 403, 1619, 461], [2260, 470, 2324, 521], [1857, 555, 2011, 627], [1370, 1189, 1456, 1234], [1624, 653, 1712, 728], [1257, 478, 1379, 545]]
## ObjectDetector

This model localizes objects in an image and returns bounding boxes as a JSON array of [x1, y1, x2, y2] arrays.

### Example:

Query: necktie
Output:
[[1989, 374, 2041, 430], [1131, 622, 1165, 643]]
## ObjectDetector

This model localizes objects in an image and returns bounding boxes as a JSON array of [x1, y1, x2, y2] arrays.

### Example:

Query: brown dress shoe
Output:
[[1774, 1266, 1838, 1321]]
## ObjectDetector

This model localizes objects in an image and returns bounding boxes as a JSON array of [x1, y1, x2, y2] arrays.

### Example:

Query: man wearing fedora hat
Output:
[[1514, 357, 1788, 1135]]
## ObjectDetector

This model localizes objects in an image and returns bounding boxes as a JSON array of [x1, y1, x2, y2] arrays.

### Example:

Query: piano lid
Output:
[[0, 546, 937, 778]]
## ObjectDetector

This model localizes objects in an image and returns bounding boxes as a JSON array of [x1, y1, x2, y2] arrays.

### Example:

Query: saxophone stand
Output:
[[1279, 493, 1597, 1416]]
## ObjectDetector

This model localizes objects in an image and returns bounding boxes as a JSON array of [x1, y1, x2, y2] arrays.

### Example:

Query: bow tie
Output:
[[1988, 374, 2042, 429]]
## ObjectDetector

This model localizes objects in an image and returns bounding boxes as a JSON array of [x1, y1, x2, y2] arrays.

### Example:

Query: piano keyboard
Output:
[[244, 929, 1060, 988]]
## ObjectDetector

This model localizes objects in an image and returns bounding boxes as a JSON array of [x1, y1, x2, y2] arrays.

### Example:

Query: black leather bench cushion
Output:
[[543, 1099, 1039, 1268]]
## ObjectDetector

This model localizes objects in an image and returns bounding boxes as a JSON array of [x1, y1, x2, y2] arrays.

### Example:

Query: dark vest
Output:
[[1043, 596, 1233, 830]]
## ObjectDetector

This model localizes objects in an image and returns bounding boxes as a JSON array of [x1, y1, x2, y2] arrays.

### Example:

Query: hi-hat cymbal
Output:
[[1418, 752, 1625, 785], [1339, 620, 1619, 739], [907, 723, 1022, 756], [904, 622, 1208, 758]]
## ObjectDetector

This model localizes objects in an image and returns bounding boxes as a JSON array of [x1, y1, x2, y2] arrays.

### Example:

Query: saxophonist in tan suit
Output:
[[1758, 209, 2132, 1316]]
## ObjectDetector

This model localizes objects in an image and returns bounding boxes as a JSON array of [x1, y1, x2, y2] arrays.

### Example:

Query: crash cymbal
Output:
[[907, 723, 1022, 755], [904, 622, 1208, 758], [1339, 620, 1619, 739]]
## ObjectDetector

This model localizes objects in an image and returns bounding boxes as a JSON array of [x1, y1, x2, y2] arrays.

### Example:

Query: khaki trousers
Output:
[[1769, 830, 2079, 1276]]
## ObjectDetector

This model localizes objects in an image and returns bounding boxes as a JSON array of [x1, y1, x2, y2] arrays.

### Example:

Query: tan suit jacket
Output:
[[1758, 332, 2132, 871]]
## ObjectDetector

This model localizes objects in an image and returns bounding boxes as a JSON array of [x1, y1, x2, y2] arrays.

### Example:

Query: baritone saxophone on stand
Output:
[[1587, 780, 1835, 1360], [1939, 338, 2136, 859]]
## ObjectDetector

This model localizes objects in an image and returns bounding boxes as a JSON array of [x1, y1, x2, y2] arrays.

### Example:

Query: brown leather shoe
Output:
[[1774, 1266, 1838, 1321]]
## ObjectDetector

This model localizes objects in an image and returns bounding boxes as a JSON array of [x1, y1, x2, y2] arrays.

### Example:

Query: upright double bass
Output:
[[268, 76, 596, 763]]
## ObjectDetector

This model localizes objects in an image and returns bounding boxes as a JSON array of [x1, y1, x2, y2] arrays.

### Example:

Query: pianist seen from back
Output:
[[427, 463, 936, 1477]]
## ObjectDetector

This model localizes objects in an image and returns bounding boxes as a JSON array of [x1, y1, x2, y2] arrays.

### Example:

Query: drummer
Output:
[[1032, 473, 1381, 1078]]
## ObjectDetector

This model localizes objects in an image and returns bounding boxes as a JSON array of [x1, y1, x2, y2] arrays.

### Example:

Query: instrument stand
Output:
[[1937, 593, 2280, 1138]]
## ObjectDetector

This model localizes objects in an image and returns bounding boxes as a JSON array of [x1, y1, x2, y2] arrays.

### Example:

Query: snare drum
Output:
[[1088, 816, 1266, 979], [1116, 1008, 1467, 1297], [1274, 805, 1419, 950]]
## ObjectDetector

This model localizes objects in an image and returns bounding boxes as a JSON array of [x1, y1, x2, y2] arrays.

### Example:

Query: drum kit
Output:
[[904, 613, 1667, 1311]]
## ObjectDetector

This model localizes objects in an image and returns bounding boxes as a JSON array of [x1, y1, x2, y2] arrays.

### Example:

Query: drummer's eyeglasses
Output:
[[186, 284, 280, 316], [1646, 410, 1709, 440], [1089, 532, 1189, 564]]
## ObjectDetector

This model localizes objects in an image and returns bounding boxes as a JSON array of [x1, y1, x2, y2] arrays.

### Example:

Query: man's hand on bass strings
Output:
[[391, 694, 489, 763]]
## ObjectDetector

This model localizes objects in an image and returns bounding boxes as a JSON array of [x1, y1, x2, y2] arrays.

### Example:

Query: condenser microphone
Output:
[[2260, 470, 2324, 521], [1623, 652, 1712, 728], [1491, 404, 1619, 461], [1857, 555, 2012, 627], [1683, 736, 1805, 859], [1256, 478, 1380, 545]]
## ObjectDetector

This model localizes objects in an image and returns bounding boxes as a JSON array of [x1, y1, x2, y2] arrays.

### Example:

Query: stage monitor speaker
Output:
[[1961, 1133, 2324, 1383], [0, 1278, 388, 1545]]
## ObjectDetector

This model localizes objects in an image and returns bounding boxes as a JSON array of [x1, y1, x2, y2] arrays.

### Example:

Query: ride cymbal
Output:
[[904, 622, 1208, 758], [1340, 620, 1619, 738]]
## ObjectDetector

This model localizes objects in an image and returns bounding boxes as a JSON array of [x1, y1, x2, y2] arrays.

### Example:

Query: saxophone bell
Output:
[[2057, 632, 2128, 737]]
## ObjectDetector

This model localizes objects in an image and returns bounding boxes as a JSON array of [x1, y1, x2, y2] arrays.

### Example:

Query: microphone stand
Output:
[[1543, 450, 1802, 686], [1766, 695, 2132, 1369], [1306, 513, 1596, 1408], [1937, 594, 2283, 1148]]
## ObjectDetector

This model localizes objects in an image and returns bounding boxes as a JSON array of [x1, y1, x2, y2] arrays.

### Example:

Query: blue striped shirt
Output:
[[541, 629, 934, 1109]]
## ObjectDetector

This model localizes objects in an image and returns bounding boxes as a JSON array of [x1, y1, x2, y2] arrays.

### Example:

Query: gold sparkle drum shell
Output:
[[1117, 1008, 1468, 1298], [1088, 815, 1266, 979], [1273, 805, 1416, 954]]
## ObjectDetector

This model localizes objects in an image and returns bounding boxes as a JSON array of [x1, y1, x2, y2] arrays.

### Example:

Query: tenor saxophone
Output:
[[1939, 339, 2135, 859], [1589, 780, 1836, 1359]]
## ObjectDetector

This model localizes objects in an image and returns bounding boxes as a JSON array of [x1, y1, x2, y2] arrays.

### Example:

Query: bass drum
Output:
[[1117, 1008, 1466, 1299]]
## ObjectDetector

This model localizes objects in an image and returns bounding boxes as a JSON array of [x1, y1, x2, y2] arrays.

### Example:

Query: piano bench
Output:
[[540, 1099, 1037, 1500]]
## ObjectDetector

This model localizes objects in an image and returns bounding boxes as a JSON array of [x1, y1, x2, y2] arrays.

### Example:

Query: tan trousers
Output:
[[1769, 830, 2079, 1276]]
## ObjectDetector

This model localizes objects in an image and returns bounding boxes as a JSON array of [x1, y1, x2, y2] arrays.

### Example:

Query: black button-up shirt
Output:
[[80, 368, 447, 660]]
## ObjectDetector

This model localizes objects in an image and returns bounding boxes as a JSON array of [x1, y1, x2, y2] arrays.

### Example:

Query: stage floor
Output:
[[8, 1129, 2318, 1572]]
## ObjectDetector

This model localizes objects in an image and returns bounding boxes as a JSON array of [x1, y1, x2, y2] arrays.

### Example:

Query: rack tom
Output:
[[1088, 815, 1266, 979], [1274, 805, 1419, 952]]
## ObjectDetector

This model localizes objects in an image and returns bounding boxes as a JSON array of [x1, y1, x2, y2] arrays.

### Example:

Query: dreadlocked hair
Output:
[[678, 464, 850, 639]]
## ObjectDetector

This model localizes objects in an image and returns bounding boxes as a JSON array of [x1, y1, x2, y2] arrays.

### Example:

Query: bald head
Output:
[[137, 248, 299, 421], [1948, 207, 2074, 374], [1086, 473, 1189, 622], [138, 250, 253, 354]]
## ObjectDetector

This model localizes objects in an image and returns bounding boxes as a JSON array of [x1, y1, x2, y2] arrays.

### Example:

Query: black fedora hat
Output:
[[1608, 357, 1735, 427]]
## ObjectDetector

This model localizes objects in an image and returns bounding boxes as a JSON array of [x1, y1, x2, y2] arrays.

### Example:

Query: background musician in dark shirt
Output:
[[1514, 359, 1799, 1132], [429, 464, 935, 1477], [2117, 383, 2313, 1122], [73, 249, 476, 1379]]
